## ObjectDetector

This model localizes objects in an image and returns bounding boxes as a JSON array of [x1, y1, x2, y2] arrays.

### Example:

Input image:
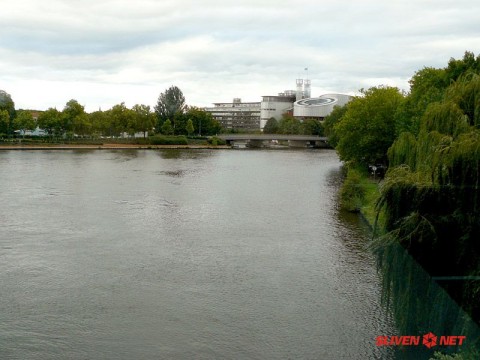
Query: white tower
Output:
[[304, 79, 311, 99], [296, 79, 304, 101]]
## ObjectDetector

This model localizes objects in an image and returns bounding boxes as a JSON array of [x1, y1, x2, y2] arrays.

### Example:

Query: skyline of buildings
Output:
[[204, 79, 352, 131]]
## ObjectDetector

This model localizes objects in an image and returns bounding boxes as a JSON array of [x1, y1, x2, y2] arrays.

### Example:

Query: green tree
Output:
[[186, 107, 222, 136], [131, 104, 155, 138], [445, 50, 480, 82], [378, 73, 480, 324], [0, 109, 9, 136], [186, 118, 195, 136], [323, 104, 348, 147], [62, 99, 87, 135], [155, 86, 187, 131], [13, 110, 36, 137], [160, 119, 174, 135], [262, 117, 279, 134], [0, 90, 15, 119], [173, 111, 188, 135], [302, 119, 324, 136], [395, 67, 448, 137], [334, 86, 404, 166], [38, 108, 62, 137], [278, 113, 302, 134], [0, 90, 15, 136], [108, 103, 134, 136], [89, 110, 111, 137]]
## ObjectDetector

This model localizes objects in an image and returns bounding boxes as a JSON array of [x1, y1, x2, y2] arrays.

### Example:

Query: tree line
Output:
[[324, 51, 480, 328], [262, 114, 324, 136], [0, 86, 222, 138]]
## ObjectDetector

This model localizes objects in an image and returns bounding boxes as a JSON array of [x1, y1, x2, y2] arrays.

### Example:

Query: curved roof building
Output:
[[294, 93, 352, 119]]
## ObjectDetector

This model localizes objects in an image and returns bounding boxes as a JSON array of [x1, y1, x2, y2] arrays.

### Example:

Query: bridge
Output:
[[217, 134, 329, 148]]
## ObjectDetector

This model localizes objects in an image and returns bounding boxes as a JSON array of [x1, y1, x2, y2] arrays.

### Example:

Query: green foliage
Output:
[[63, 99, 88, 134], [339, 167, 366, 212], [108, 102, 134, 136], [445, 73, 480, 127], [160, 119, 174, 135], [445, 51, 480, 82], [262, 117, 279, 134], [334, 86, 404, 166], [149, 135, 188, 145], [394, 68, 448, 138], [277, 113, 302, 134], [378, 67, 480, 322], [185, 119, 195, 136], [0, 109, 9, 136], [13, 110, 36, 135], [387, 132, 417, 169], [263, 115, 323, 135], [185, 107, 222, 136], [207, 136, 226, 146], [430, 352, 465, 360], [422, 101, 469, 137], [302, 118, 324, 136], [89, 110, 110, 136], [131, 104, 155, 137], [155, 86, 187, 129], [37, 108, 62, 137], [0, 90, 15, 121], [323, 104, 348, 147]]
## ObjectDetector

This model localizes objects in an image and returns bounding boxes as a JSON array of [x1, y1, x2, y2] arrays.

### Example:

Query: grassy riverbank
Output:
[[339, 165, 385, 230]]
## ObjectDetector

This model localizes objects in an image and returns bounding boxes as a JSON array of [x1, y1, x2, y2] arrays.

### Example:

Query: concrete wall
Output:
[[260, 95, 295, 129]]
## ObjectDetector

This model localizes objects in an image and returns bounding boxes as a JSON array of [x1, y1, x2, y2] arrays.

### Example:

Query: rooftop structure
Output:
[[293, 94, 352, 120]]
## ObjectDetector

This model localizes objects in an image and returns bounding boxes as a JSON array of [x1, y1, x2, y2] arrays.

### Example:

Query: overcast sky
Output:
[[1, 0, 479, 112]]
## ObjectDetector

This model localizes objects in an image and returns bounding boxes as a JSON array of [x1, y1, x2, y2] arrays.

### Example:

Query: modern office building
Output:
[[259, 92, 296, 129], [293, 93, 352, 120], [204, 98, 261, 131], [205, 78, 352, 131]]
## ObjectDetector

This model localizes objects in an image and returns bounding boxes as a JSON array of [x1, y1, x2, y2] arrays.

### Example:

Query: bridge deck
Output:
[[217, 134, 327, 141]]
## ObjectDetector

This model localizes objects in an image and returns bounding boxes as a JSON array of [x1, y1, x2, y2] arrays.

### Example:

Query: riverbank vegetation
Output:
[[327, 51, 480, 355], [0, 86, 222, 144], [262, 113, 324, 136]]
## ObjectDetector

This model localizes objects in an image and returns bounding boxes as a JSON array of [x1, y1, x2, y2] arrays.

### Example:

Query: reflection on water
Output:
[[155, 148, 216, 160], [372, 236, 480, 359]]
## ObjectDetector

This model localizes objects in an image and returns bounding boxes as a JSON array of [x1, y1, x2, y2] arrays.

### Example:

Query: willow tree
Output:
[[376, 73, 480, 322]]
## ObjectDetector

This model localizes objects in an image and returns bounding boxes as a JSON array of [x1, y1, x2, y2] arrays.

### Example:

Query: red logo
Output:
[[422, 332, 437, 349], [376, 333, 466, 348]]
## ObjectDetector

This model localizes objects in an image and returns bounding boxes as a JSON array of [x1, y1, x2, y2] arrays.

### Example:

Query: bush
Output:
[[430, 351, 465, 360], [207, 136, 226, 146], [149, 135, 188, 145], [340, 167, 366, 212]]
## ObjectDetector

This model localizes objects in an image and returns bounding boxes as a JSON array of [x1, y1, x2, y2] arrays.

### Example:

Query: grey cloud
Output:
[[2, 0, 479, 110]]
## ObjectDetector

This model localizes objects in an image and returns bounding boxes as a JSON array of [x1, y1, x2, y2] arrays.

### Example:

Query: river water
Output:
[[0, 149, 397, 359]]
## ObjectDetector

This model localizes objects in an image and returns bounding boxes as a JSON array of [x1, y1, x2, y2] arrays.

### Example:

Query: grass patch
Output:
[[340, 165, 386, 231], [207, 136, 226, 146]]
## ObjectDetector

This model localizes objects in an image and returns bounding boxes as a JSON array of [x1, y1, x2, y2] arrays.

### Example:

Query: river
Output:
[[0, 149, 397, 359]]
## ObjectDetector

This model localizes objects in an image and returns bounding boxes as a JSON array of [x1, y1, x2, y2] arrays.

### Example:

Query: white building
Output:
[[207, 79, 352, 131], [204, 98, 261, 131], [260, 93, 296, 129], [293, 94, 352, 120]]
